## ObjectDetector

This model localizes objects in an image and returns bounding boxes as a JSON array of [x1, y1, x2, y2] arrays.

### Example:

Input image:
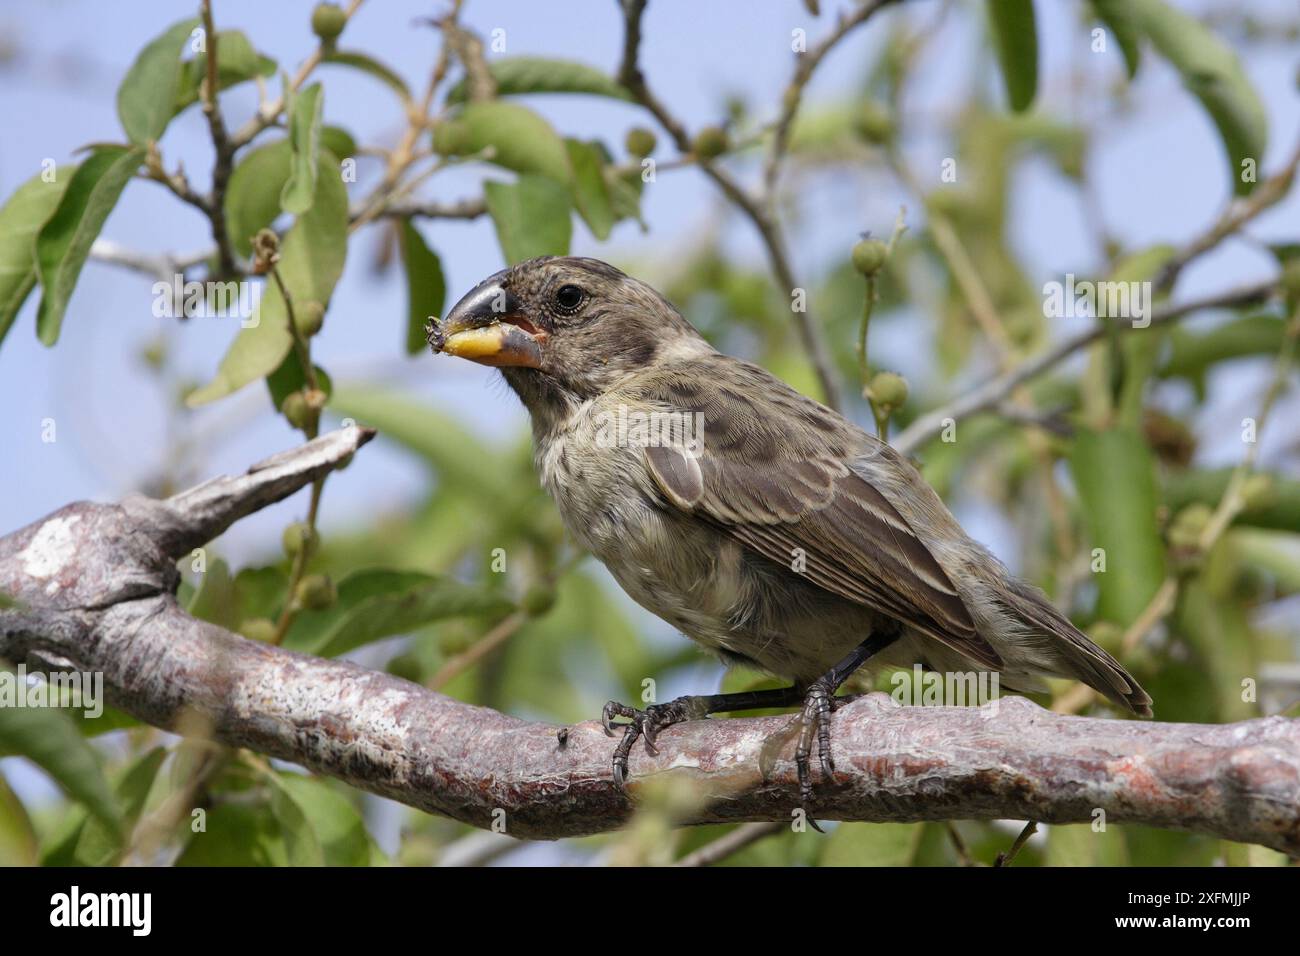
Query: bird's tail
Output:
[[1000, 580, 1154, 718]]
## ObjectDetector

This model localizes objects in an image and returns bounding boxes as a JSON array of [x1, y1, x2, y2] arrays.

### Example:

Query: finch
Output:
[[429, 255, 1152, 806]]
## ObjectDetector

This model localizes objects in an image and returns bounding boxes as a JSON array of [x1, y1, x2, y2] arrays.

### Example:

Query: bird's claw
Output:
[[600, 697, 703, 790], [759, 681, 840, 830]]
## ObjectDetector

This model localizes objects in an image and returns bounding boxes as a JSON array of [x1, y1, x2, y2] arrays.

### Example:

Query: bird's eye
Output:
[[554, 284, 586, 314]]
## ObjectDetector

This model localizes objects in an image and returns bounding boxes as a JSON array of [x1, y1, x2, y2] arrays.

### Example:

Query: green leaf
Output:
[[174, 29, 276, 114], [0, 771, 38, 865], [266, 774, 325, 866], [1045, 822, 1129, 865], [281, 83, 324, 215], [1165, 469, 1300, 534], [1091, 0, 1141, 78], [71, 746, 167, 866], [266, 355, 333, 411], [1069, 425, 1167, 626], [0, 169, 73, 348], [283, 568, 513, 657], [398, 219, 446, 354], [987, 0, 1037, 112], [329, 388, 507, 495], [485, 175, 572, 265], [821, 822, 924, 866], [272, 774, 374, 866], [320, 125, 357, 161], [448, 101, 571, 183], [176, 803, 286, 865], [566, 139, 615, 241], [188, 149, 348, 406], [320, 49, 412, 103], [224, 139, 291, 258], [0, 692, 120, 837], [1132, 0, 1268, 196], [117, 17, 201, 144], [34, 145, 145, 345], [1160, 313, 1287, 394], [446, 56, 633, 104]]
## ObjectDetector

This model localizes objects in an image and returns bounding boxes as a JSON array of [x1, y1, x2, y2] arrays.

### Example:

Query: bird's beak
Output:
[[429, 277, 545, 368]]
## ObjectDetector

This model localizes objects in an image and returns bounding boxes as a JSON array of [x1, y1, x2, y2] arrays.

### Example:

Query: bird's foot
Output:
[[601, 696, 711, 789], [758, 679, 843, 832]]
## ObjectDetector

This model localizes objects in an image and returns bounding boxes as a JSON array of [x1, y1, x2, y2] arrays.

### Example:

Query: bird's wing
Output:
[[631, 361, 1000, 669]]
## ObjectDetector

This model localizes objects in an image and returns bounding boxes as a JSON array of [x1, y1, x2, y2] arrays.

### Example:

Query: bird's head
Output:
[[430, 256, 705, 423]]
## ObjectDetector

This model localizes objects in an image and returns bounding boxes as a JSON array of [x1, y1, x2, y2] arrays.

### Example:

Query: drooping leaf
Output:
[[398, 219, 446, 355], [1091, 0, 1141, 78], [224, 139, 292, 258], [1132, 0, 1268, 196], [445, 102, 571, 183], [1069, 425, 1167, 626], [188, 150, 348, 406], [0, 771, 38, 866], [174, 29, 276, 113], [321, 49, 412, 103], [446, 56, 633, 104], [281, 83, 324, 215], [1045, 822, 1130, 865], [266, 773, 325, 866], [70, 746, 167, 866], [283, 568, 513, 657], [987, 0, 1037, 112], [566, 139, 615, 241], [271, 773, 375, 866], [266, 355, 333, 411], [175, 803, 286, 865], [0, 692, 120, 838], [0, 168, 73, 347], [117, 16, 200, 144], [484, 175, 572, 265], [34, 145, 145, 345]]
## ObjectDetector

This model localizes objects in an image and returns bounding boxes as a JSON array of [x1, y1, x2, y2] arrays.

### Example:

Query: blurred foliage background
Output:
[[1, 0, 1299, 866]]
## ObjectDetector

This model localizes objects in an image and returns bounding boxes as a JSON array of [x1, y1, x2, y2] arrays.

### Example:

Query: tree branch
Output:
[[1, 428, 1298, 850]]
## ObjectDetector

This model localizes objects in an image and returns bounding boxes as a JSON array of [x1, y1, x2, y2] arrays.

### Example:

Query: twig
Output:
[[199, 0, 239, 278], [428, 610, 528, 690], [616, 0, 843, 410], [993, 821, 1038, 867], [674, 821, 784, 867], [892, 279, 1279, 455]]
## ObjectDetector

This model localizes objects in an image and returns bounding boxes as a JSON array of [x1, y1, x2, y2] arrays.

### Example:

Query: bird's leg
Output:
[[601, 686, 806, 789], [759, 629, 903, 826]]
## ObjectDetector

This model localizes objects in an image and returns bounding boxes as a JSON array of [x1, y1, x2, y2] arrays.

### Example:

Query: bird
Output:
[[428, 255, 1153, 810]]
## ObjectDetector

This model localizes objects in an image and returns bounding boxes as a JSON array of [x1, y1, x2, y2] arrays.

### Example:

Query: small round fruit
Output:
[[240, 618, 278, 643], [295, 574, 337, 611], [282, 521, 319, 559], [295, 300, 325, 338], [311, 3, 347, 42], [868, 371, 909, 409], [522, 584, 556, 617], [692, 126, 728, 160], [280, 391, 310, 430], [851, 239, 888, 277], [431, 120, 470, 156], [625, 127, 657, 159], [853, 102, 895, 144]]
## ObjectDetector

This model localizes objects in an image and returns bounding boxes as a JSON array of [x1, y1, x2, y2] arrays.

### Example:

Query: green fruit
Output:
[[522, 584, 556, 617], [851, 239, 889, 277], [282, 522, 319, 559], [691, 126, 728, 160], [867, 371, 909, 409], [311, 3, 347, 42], [240, 618, 278, 643], [625, 127, 657, 159], [1168, 503, 1212, 551], [431, 120, 470, 156], [295, 574, 337, 611], [280, 391, 310, 430], [295, 300, 325, 338], [853, 102, 895, 144]]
